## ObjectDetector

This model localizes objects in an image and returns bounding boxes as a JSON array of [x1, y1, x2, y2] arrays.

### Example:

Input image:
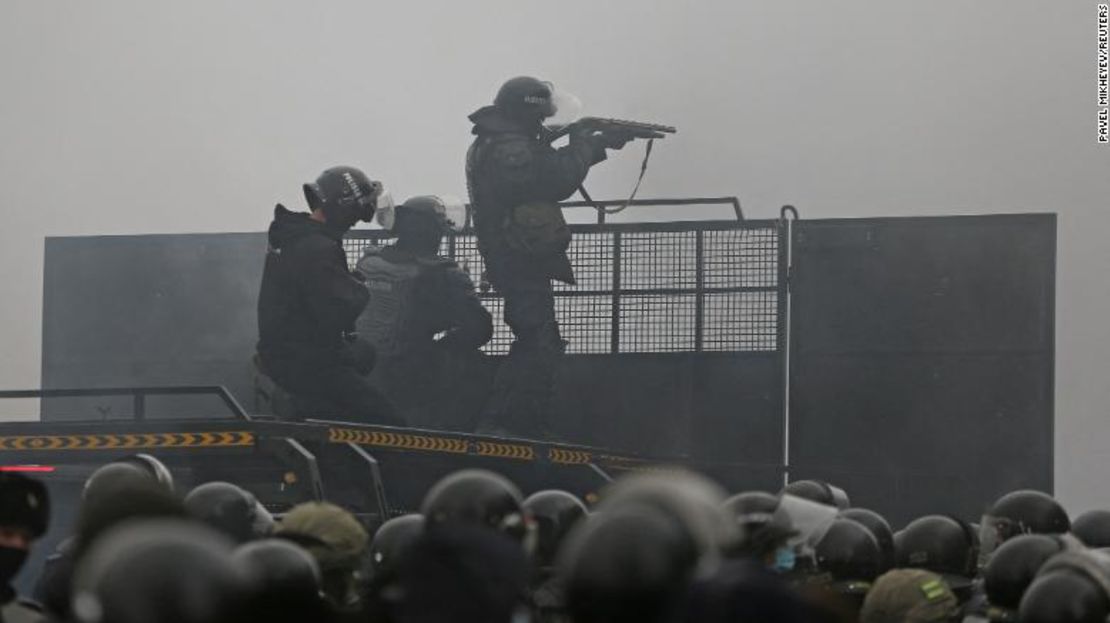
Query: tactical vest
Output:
[[354, 249, 424, 357], [466, 136, 571, 258]]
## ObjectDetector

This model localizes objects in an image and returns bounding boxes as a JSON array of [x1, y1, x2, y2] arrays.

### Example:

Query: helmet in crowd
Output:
[[560, 505, 702, 623], [860, 569, 959, 623], [980, 490, 1069, 564], [233, 538, 324, 622], [277, 501, 369, 573], [721, 491, 797, 559], [1072, 510, 1110, 548], [598, 469, 738, 557], [83, 460, 168, 504], [1019, 550, 1110, 623], [841, 508, 896, 573], [983, 534, 1076, 612], [421, 469, 528, 544], [71, 519, 245, 623], [895, 515, 978, 590], [389, 520, 530, 623], [277, 502, 369, 611], [523, 489, 588, 570], [118, 453, 175, 492], [368, 513, 425, 581], [494, 76, 557, 121], [780, 479, 850, 510], [377, 194, 466, 236], [184, 481, 274, 544], [816, 517, 883, 584], [303, 165, 391, 230], [76, 478, 186, 557]]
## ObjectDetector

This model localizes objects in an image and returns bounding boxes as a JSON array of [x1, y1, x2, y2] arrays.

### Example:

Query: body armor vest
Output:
[[354, 249, 423, 357]]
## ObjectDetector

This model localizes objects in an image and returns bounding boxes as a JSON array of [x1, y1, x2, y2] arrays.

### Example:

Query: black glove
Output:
[[598, 130, 633, 150]]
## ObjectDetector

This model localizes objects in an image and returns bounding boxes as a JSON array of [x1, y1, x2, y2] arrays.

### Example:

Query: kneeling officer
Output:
[[257, 165, 402, 425], [355, 196, 493, 428]]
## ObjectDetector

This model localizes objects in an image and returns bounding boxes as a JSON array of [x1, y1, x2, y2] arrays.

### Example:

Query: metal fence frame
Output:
[[343, 198, 788, 356]]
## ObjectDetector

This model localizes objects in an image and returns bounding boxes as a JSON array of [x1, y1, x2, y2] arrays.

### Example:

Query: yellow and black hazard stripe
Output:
[[0, 431, 254, 451], [548, 448, 593, 465], [328, 428, 468, 454], [475, 441, 534, 461]]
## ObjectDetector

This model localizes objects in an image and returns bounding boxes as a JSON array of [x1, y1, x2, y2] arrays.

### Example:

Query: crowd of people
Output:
[[2, 454, 1109, 623]]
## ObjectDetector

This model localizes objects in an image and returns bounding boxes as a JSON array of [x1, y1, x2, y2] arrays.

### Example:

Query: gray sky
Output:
[[1, 1, 1107, 510]]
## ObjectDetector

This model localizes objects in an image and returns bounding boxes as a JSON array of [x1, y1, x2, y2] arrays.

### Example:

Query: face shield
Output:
[[545, 85, 584, 127], [436, 194, 467, 232], [773, 494, 838, 564], [377, 195, 466, 233], [357, 185, 392, 224]]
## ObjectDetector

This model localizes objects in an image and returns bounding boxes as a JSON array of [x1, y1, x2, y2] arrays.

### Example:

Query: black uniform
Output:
[[256, 205, 399, 425], [466, 107, 606, 436], [355, 244, 492, 428]]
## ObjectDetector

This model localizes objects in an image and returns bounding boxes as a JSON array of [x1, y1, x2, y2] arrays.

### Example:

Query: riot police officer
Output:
[[256, 165, 402, 425], [355, 195, 492, 429], [466, 76, 629, 437], [0, 473, 49, 623]]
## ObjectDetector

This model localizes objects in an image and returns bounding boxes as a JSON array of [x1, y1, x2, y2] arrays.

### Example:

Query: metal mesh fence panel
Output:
[[344, 219, 781, 355]]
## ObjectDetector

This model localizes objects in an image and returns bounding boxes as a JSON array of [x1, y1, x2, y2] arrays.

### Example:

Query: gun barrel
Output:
[[587, 117, 677, 134], [544, 117, 677, 142]]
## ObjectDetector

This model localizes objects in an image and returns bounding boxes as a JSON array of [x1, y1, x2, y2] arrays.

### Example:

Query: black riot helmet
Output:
[[1072, 510, 1110, 548], [1018, 550, 1110, 623], [71, 519, 246, 623], [816, 517, 883, 583], [184, 481, 275, 544], [980, 490, 1070, 563], [559, 505, 701, 623], [720, 491, 797, 558], [780, 479, 850, 510], [983, 534, 1075, 611], [597, 470, 739, 557], [83, 460, 170, 503], [523, 489, 588, 570], [841, 508, 896, 573], [895, 515, 979, 591], [494, 76, 557, 122], [421, 469, 528, 543], [378, 194, 467, 254], [233, 538, 325, 622], [368, 513, 425, 581], [118, 453, 175, 493], [303, 165, 390, 230]]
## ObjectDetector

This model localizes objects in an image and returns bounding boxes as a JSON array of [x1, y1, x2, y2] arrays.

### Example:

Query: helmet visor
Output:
[[364, 188, 393, 225], [774, 494, 838, 557], [437, 195, 467, 232], [546, 87, 584, 127]]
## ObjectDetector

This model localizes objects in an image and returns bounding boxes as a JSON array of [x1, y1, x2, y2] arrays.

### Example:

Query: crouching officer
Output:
[[256, 165, 402, 426], [355, 195, 493, 429], [1, 472, 50, 623]]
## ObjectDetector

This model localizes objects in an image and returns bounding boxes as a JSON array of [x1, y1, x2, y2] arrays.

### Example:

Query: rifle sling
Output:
[[578, 138, 656, 217]]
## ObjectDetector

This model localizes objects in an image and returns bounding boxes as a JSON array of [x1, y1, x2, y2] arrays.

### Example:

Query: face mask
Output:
[[772, 546, 796, 574], [0, 545, 29, 585]]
